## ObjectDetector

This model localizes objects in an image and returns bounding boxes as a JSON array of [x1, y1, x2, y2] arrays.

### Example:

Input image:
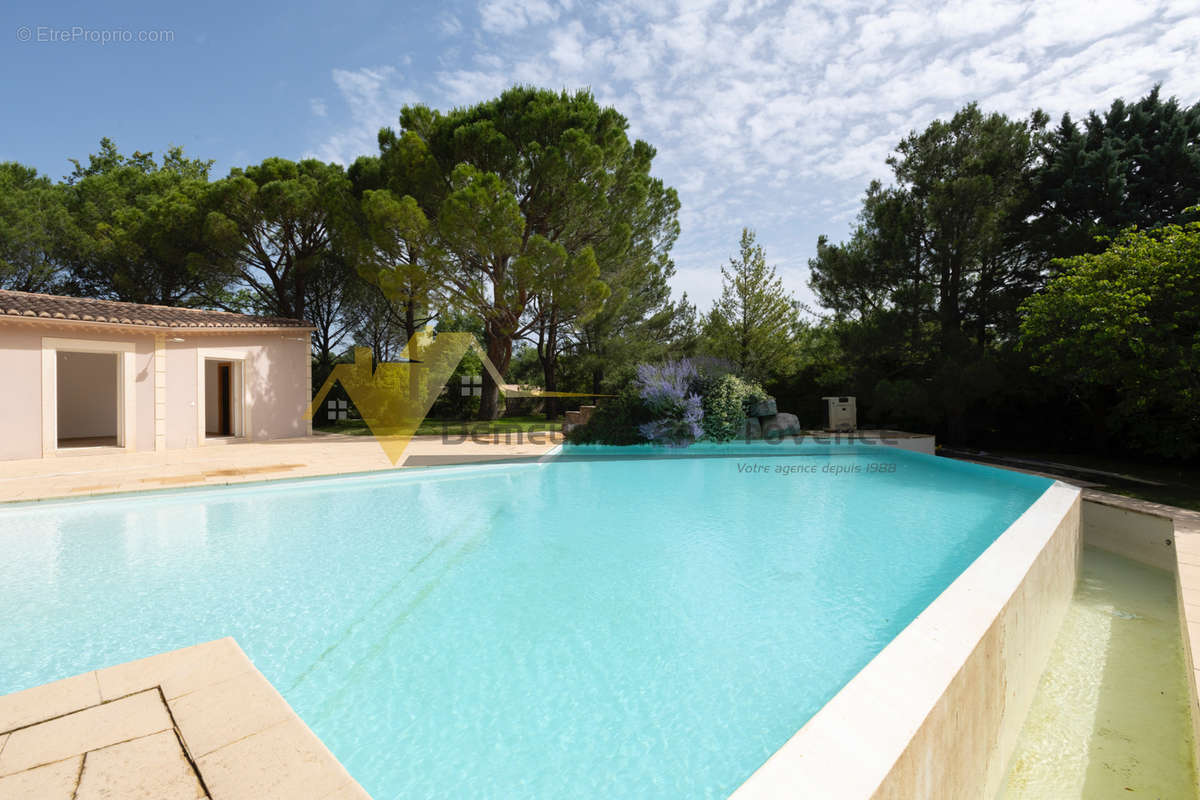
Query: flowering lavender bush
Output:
[[565, 358, 770, 446], [634, 359, 704, 444]]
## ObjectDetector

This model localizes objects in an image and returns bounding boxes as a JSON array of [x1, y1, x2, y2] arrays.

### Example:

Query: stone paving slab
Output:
[[0, 638, 370, 800], [169, 672, 296, 758], [75, 730, 204, 800], [96, 638, 252, 702], [0, 690, 171, 776], [0, 755, 81, 800], [195, 717, 358, 800], [0, 671, 100, 733]]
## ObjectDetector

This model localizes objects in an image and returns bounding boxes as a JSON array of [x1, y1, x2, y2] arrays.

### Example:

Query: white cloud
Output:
[[478, 0, 560, 34], [1022, 0, 1157, 50], [307, 66, 414, 164], [435, 69, 510, 106], [310, 0, 1200, 310], [309, 98, 327, 117]]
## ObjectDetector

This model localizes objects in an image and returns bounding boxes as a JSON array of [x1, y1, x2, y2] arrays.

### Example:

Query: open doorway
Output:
[[204, 359, 243, 438], [57, 351, 120, 448]]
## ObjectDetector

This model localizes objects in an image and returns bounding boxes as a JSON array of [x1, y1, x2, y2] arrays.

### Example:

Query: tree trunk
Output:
[[291, 269, 308, 322], [541, 309, 560, 418], [938, 259, 957, 347], [478, 322, 511, 420], [404, 300, 420, 402], [403, 300, 417, 343], [974, 261, 993, 347]]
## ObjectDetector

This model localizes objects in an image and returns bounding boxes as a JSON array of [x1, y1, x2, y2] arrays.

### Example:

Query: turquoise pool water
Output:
[[0, 445, 1050, 798]]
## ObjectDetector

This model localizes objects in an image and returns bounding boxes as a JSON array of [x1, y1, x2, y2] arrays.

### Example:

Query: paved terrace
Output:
[[0, 639, 367, 800], [0, 432, 563, 504]]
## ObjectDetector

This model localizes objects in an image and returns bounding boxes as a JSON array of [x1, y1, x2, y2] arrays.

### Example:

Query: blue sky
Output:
[[3, 0, 1199, 311]]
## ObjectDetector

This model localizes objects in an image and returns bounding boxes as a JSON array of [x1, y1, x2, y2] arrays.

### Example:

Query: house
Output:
[[0, 290, 313, 461]]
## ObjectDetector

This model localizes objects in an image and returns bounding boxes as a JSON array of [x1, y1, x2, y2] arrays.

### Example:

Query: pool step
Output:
[[562, 405, 596, 434]]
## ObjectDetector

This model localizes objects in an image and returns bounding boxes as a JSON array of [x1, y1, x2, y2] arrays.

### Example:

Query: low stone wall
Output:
[[731, 482, 1082, 799], [876, 431, 935, 455], [879, 486, 1081, 799]]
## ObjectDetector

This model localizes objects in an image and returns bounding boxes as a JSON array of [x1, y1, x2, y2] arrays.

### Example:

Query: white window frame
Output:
[[41, 337, 137, 457], [196, 347, 253, 444]]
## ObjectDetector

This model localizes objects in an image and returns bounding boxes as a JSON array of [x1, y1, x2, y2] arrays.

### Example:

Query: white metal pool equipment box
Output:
[[822, 396, 857, 431]]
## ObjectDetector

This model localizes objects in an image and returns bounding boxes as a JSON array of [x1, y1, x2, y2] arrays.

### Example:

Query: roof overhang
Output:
[[0, 315, 314, 337]]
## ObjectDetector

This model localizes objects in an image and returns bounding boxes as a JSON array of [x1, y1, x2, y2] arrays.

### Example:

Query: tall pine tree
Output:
[[701, 228, 798, 382]]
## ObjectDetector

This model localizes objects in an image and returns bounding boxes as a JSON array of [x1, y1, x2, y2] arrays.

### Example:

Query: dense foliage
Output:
[[1020, 219, 1200, 458], [205, 158, 354, 321], [700, 228, 801, 383], [564, 385, 654, 446], [633, 360, 704, 444], [802, 86, 1200, 459], [1030, 87, 1200, 263], [567, 358, 767, 446], [352, 87, 676, 419], [0, 163, 76, 293], [62, 140, 228, 305], [3, 83, 1197, 455], [697, 372, 767, 443], [1, 88, 681, 422]]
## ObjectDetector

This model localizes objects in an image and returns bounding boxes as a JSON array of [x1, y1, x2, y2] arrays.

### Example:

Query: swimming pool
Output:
[[0, 445, 1051, 798]]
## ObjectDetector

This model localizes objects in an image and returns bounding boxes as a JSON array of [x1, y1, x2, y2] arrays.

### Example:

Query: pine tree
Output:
[[701, 228, 799, 381]]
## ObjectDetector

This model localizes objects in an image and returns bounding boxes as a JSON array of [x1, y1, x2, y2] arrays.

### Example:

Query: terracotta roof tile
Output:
[[0, 290, 311, 331]]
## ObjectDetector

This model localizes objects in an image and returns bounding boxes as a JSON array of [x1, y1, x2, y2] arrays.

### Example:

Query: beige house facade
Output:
[[0, 290, 313, 461]]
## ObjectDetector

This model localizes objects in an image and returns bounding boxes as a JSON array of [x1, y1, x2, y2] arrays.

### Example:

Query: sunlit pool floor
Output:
[[1001, 546, 1198, 799]]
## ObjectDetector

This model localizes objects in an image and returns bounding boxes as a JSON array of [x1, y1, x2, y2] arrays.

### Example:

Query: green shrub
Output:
[[566, 386, 653, 445], [428, 350, 484, 420], [741, 382, 769, 411], [568, 363, 768, 445], [699, 374, 767, 442]]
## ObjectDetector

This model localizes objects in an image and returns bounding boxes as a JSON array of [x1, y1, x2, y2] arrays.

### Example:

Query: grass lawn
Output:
[[315, 415, 562, 437]]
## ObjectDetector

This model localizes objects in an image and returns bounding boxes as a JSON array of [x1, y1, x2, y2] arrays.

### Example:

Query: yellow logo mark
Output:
[[305, 330, 600, 464]]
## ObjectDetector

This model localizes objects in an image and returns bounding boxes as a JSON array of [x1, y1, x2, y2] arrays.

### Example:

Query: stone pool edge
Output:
[[731, 480, 1082, 799], [0, 637, 368, 800]]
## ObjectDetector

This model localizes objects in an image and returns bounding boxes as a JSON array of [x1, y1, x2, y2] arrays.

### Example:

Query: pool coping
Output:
[[0, 454, 557, 512], [0, 433, 565, 505], [0, 638, 369, 799], [731, 480, 1082, 798]]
